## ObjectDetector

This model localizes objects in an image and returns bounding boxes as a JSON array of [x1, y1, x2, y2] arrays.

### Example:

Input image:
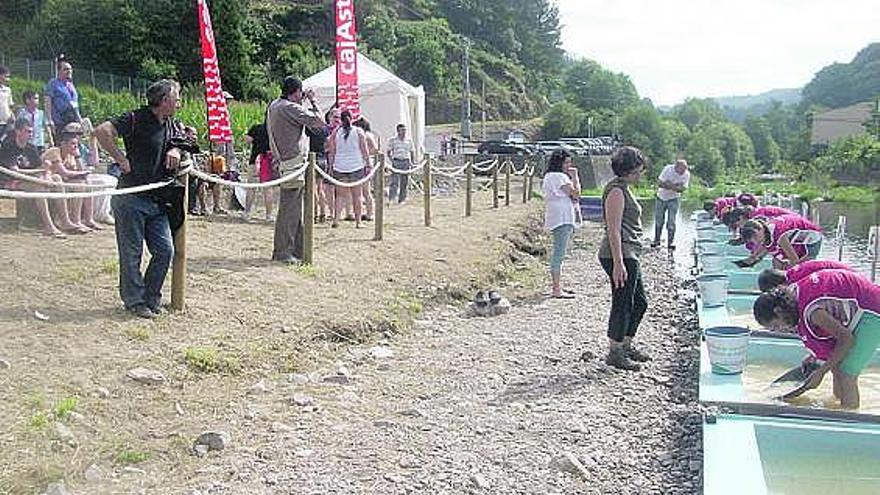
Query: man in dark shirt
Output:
[[0, 116, 77, 237], [94, 79, 184, 319]]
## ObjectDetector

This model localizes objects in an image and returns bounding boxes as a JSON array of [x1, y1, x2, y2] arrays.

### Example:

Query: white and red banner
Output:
[[335, 0, 361, 118], [197, 0, 232, 143]]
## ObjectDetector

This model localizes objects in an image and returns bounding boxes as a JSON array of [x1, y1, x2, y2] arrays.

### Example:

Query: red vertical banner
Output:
[[197, 0, 232, 143], [335, 0, 361, 118]]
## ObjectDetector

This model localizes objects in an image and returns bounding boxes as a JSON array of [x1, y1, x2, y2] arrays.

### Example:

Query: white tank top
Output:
[[333, 127, 365, 173]]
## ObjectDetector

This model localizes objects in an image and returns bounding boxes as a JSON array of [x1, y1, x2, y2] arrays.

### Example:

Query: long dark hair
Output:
[[753, 288, 799, 328], [740, 218, 770, 246], [340, 110, 353, 140], [545, 149, 571, 176], [722, 207, 749, 228], [757, 269, 788, 292]]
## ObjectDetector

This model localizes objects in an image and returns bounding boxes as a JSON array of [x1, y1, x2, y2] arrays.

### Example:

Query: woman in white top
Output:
[[542, 149, 581, 299], [353, 117, 378, 221], [328, 110, 371, 228]]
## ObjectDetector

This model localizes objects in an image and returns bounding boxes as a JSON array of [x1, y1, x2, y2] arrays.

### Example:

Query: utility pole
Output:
[[461, 38, 472, 140]]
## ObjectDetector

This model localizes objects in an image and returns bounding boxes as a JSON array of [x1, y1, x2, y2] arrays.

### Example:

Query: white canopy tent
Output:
[[303, 53, 426, 161]]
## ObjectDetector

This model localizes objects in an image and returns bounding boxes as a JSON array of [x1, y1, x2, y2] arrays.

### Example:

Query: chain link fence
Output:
[[0, 53, 150, 96]]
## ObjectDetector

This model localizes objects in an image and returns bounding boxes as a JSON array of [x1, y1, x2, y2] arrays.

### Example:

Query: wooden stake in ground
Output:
[[521, 161, 528, 204], [492, 156, 499, 209], [505, 159, 511, 207], [465, 156, 473, 217], [424, 155, 432, 227], [374, 154, 385, 241], [171, 174, 189, 311], [871, 225, 879, 283], [527, 161, 535, 201], [303, 153, 316, 265]]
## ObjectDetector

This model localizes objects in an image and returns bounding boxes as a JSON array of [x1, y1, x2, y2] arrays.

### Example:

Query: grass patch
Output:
[[184, 347, 240, 374], [293, 264, 318, 277], [29, 411, 49, 430], [124, 327, 151, 342], [114, 448, 151, 466], [99, 258, 119, 276], [57, 265, 89, 285], [53, 397, 78, 420]]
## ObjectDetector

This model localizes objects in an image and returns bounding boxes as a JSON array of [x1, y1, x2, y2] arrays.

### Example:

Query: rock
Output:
[[550, 453, 590, 480], [126, 367, 166, 385], [122, 466, 146, 475], [175, 402, 185, 416], [43, 481, 69, 495], [337, 366, 352, 377], [291, 393, 315, 407], [193, 444, 209, 458], [84, 463, 104, 482], [289, 373, 310, 385], [94, 387, 110, 399], [295, 449, 314, 458], [194, 431, 230, 453], [68, 412, 86, 424], [53, 422, 75, 444], [398, 456, 420, 469], [369, 346, 394, 359], [323, 374, 352, 385], [398, 408, 426, 418], [374, 419, 397, 429], [470, 473, 491, 490], [689, 460, 702, 472], [0, 359, 10, 370], [384, 473, 406, 483], [270, 422, 295, 434], [338, 391, 360, 404], [248, 379, 269, 394]]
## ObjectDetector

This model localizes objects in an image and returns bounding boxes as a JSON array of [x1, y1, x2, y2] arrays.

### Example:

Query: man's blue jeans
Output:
[[111, 194, 174, 310], [653, 197, 679, 245]]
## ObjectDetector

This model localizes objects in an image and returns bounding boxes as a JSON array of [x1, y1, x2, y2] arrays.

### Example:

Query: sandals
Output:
[[43, 230, 67, 239], [551, 292, 575, 299]]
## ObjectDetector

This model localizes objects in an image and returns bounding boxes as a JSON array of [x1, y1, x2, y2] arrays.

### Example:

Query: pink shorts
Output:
[[258, 153, 275, 183]]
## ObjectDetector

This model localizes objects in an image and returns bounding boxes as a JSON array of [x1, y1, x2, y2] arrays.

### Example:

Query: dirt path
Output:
[[173, 225, 703, 495]]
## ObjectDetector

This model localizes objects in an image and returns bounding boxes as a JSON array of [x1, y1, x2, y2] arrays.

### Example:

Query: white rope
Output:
[[510, 161, 529, 176], [0, 166, 111, 189], [471, 159, 498, 173], [189, 161, 307, 189], [315, 163, 382, 188], [430, 163, 470, 178], [387, 159, 427, 175], [0, 178, 174, 200], [474, 158, 495, 168]]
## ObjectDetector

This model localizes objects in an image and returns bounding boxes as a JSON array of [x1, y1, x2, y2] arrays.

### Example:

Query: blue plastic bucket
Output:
[[705, 326, 751, 374]]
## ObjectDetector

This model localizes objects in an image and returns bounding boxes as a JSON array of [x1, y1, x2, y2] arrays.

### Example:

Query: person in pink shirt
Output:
[[704, 197, 737, 220], [738, 215, 823, 268], [753, 269, 880, 408], [757, 260, 854, 292], [722, 205, 795, 231]]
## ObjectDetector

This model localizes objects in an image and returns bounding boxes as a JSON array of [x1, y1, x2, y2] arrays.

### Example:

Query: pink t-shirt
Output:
[[794, 269, 880, 359], [714, 197, 737, 219], [762, 215, 822, 259], [786, 260, 852, 284], [751, 206, 794, 219]]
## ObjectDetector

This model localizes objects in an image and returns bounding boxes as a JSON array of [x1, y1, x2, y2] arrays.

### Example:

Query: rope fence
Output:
[[0, 153, 543, 311]]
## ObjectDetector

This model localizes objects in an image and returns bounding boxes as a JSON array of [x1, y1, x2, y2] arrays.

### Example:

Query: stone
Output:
[[270, 422, 295, 434], [295, 449, 314, 458], [68, 412, 86, 424], [323, 374, 352, 385], [289, 373, 310, 385], [193, 444, 210, 458], [194, 431, 231, 453], [84, 463, 104, 482], [122, 466, 146, 475], [94, 387, 111, 399], [384, 473, 406, 483], [470, 473, 491, 490], [374, 419, 397, 429], [550, 453, 590, 480], [53, 422, 75, 444], [369, 346, 394, 359], [689, 460, 702, 472], [248, 379, 269, 394], [399, 408, 426, 418], [291, 393, 315, 407], [398, 456, 420, 469], [43, 481, 69, 495], [126, 367, 166, 385], [0, 359, 10, 370]]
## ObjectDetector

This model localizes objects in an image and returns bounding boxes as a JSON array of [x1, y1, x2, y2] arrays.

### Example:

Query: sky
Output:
[[557, 0, 880, 106]]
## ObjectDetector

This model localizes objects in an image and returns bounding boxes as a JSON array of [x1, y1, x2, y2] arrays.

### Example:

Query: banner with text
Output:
[[197, 0, 232, 143], [335, 0, 361, 118]]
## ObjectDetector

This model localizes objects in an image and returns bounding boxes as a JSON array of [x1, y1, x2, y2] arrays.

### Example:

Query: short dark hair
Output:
[[545, 149, 571, 175], [396, 124, 406, 130], [610, 146, 647, 177], [722, 207, 749, 228], [22, 90, 37, 101], [13, 116, 33, 130], [703, 200, 716, 213], [757, 269, 787, 292], [146, 79, 180, 108], [281, 76, 302, 97], [0, 65, 9, 76], [753, 289, 798, 327], [739, 219, 767, 242]]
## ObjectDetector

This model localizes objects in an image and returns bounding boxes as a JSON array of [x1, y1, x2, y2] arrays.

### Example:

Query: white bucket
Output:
[[700, 254, 726, 274], [697, 240, 724, 256], [697, 274, 728, 306], [705, 326, 750, 374]]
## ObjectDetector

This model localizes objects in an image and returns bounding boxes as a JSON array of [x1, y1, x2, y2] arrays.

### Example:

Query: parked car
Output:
[[477, 141, 532, 156], [535, 141, 581, 155]]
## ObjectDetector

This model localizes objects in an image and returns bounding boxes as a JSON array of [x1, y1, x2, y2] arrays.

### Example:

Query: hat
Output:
[[80, 117, 94, 135], [61, 122, 84, 135], [41, 147, 62, 163], [222, 90, 234, 100]]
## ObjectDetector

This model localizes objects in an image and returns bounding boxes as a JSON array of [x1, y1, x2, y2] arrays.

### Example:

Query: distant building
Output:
[[810, 100, 878, 146]]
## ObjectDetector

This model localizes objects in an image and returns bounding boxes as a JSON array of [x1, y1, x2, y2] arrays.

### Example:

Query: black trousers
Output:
[[599, 257, 648, 342]]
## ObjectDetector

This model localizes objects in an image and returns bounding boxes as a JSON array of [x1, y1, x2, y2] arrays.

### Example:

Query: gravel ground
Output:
[[176, 223, 704, 495]]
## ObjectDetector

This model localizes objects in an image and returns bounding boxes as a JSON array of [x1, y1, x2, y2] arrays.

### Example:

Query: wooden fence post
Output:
[[171, 175, 189, 311], [521, 161, 528, 204], [465, 156, 473, 217], [374, 154, 385, 240], [303, 153, 316, 264], [492, 156, 499, 209], [424, 155, 432, 227], [504, 160, 511, 207]]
